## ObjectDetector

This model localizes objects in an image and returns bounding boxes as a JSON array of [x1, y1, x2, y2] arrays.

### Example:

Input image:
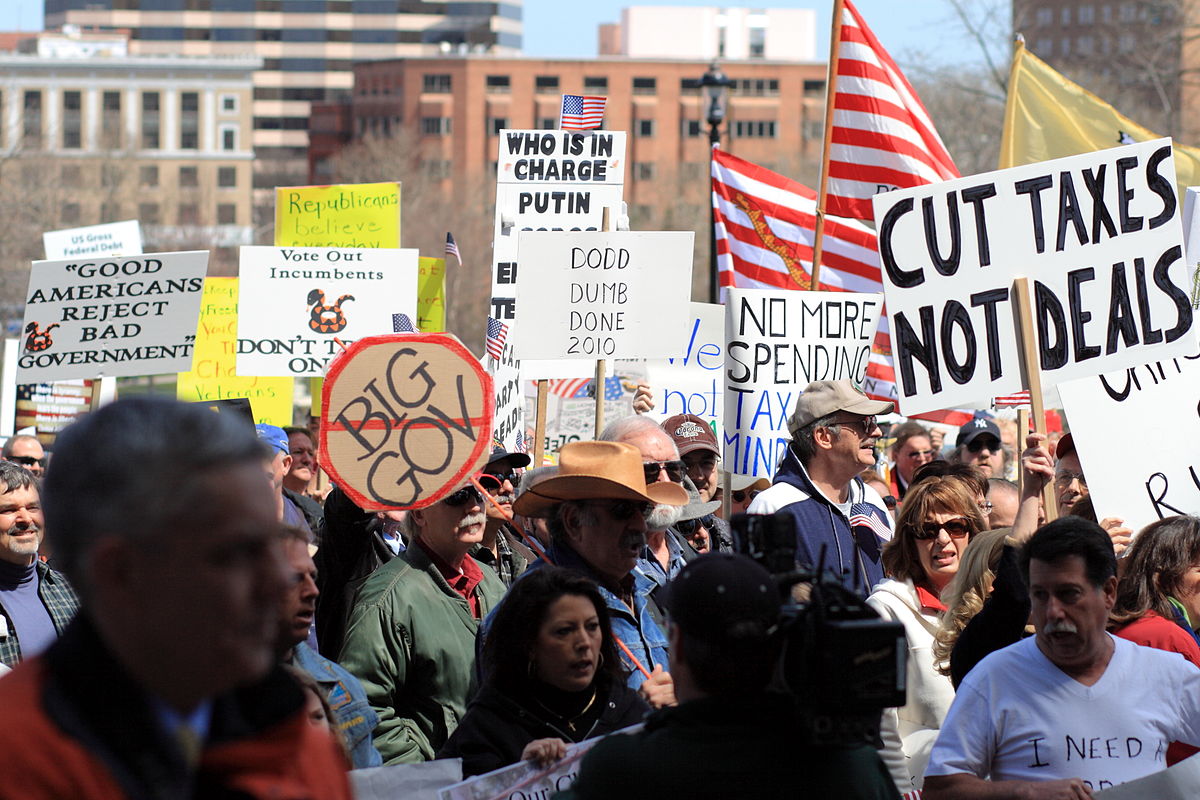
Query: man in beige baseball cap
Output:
[[513, 440, 687, 706], [748, 380, 894, 598]]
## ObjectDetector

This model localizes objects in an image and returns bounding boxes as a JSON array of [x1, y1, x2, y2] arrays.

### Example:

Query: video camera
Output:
[[732, 511, 907, 747]]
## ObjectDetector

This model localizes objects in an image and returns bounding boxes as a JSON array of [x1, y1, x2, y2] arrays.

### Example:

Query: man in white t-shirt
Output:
[[924, 517, 1200, 799]]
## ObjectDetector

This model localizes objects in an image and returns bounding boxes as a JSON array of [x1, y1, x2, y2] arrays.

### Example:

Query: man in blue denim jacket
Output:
[[511, 440, 687, 709], [277, 529, 382, 768]]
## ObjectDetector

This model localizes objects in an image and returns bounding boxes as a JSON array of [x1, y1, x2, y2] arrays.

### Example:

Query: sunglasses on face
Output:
[[1055, 470, 1087, 488], [831, 416, 877, 439], [443, 474, 501, 508], [484, 469, 519, 485], [592, 499, 655, 521], [912, 517, 971, 540], [675, 514, 715, 535], [966, 437, 1000, 454], [643, 460, 686, 483], [9, 456, 43, 467]]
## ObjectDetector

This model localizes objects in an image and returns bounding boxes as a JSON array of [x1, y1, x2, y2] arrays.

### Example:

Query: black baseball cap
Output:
[[661, 554, 781, 643], [486, 445, 531, 470]]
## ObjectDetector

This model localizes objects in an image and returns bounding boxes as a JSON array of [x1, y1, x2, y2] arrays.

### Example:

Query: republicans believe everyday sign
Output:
[[873, 138, 1196, 415]]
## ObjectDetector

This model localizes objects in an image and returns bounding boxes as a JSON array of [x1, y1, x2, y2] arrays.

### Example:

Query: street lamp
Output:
[[699, 62, 732, 303]]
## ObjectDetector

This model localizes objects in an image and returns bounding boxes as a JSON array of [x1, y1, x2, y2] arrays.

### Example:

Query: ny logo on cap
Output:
[[974, 419, 990, 428]]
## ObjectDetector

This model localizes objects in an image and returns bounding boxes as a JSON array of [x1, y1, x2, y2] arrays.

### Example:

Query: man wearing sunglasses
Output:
[[473, 445, 533, 586], [748, 380, 894, 598], [951, 416, 1003, 479], [1, 434, 45, 477], [339, 475, 506, 764]]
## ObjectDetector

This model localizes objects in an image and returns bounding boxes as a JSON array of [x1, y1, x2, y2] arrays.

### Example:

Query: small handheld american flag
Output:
[[560, 94, 606, 131], [392, 313, 415, 333], [445, 232, 462, 268], [485, 317, 508, 360]]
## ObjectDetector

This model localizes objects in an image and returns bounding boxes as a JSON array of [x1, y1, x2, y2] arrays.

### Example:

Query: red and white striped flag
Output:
[[994, 391, 1031, 408], [547, 377, 592, 399], [711, 148, 898, 405], [825, 0, 959, 220]]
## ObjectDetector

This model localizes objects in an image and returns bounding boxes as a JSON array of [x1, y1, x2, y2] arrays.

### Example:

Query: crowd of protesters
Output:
[[2, 381, 1200, 798]]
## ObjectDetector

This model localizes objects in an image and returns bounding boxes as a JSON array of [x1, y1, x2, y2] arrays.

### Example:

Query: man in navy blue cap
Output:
[[951, 416, 1003, 479], [473, 445, 533, 585], [256, 424, 311, 541]]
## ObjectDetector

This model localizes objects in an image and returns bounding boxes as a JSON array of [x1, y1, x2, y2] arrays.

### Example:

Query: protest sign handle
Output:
[[721, 470, 732, 524], [1014, 276, 1058, 522], [594, 359, 606, 438], [534, 380, 548, 467], [810, 0, 846, 291], [89, 375, 105, 412], [1016, 407, 1029, 498]]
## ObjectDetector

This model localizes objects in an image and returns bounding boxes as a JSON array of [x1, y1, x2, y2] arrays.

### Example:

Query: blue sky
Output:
[[0, 1, 1004, 68]]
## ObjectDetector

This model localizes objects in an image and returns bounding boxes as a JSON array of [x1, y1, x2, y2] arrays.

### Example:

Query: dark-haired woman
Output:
[[438, 567, 648, 777]]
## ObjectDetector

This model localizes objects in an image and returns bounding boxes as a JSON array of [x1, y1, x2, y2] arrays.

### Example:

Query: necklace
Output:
[[531, 686, 598, 733]]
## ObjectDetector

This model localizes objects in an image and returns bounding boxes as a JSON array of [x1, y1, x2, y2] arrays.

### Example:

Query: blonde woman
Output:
[[931, 529, 1014, 685]]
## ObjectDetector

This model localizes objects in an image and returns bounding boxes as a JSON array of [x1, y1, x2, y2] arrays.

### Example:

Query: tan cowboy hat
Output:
[[513, 440, 689, 518]]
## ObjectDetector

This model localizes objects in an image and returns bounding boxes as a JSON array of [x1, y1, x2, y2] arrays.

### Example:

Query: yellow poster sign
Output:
[[418, 257, 446, 332], [177, 278, 293, 425], [274, 181, 402, 248]]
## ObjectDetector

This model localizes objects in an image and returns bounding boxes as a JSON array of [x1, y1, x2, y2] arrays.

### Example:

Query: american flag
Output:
[[560, 94, 606, 131], [824, 0, 959, 220], [994, 391, 1031, 408], [392, 313, 415, 333], [485, 317, 508, 361], [850, 503, 893, 541], [547, 377, 592, 399], [711, 147, 898, 406], [445, 232, 461, 268]]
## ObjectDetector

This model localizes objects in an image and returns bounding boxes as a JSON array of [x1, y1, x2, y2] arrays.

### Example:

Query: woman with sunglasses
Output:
[[439, 567, 648, 776], [866, 477, 985, 795]]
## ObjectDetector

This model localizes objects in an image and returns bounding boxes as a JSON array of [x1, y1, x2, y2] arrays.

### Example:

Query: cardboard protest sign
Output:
[[644, 302, 724, 426], [352, 758, 462, 800], [874, 138, 1197, 415], [18, 251, 208, 383], [176, 278, 293, 425], [0, 337, 117, 440], [490, 129, 627, 380], [487, 345, 526, 455], [236, 246, 418, 378], [274, 182, 401, 248], [724, 289, 884, 478], [1058, 351, 1200, 532], [1095, 745, 1200, 797], [525, 372, 639, 458], [43, 219, 142, 259], [511, 231, 694, 361], [320, 333, 493, 510], [418, 256, 446, 332]]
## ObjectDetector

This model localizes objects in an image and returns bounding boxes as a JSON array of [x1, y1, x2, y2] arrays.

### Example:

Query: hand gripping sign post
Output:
[[319, 333, 494, 511]]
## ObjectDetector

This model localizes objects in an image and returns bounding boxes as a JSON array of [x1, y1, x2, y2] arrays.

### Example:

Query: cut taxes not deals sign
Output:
[[510, 230, 694, 361], [236, 246, 418, 377], [18, 251, 208, 383], [874, 138, 1197, 415], [724, 289, 883, 478]]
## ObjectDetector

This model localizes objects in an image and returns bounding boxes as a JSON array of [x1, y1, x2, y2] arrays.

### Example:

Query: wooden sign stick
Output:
[[593, 206, 612, 439], [534, 379, 548, 467], [1014, 276, 1058, 521], [1016, 406, 1030, 498]]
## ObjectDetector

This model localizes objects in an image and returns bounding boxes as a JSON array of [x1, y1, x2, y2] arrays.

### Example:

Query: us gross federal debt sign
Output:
[[18, 250, 208, 383], [724, 289, 883, 478], [511, 231, 693, 361], [320, 334, 494, 511], [874, 138, 1197, 415]]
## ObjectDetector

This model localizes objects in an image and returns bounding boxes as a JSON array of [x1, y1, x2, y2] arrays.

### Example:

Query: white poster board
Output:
[[18, 251, 208, 382], [874, 138, 1196, 415], [1058, 351, 1200, 532], [510, 231, 693, 361], [1095, 748, 1200, 797], [644, 302, 725, 426], [724, 289, 884, 478], [236, 246, 418, 377], [42, 219, 142, 260]]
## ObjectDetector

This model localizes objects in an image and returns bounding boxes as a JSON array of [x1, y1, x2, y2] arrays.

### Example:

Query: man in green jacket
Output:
[[338, 477, 506, 764]]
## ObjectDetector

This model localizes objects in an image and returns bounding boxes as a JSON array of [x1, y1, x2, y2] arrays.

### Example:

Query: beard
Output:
[[646, 502, 682, 532]]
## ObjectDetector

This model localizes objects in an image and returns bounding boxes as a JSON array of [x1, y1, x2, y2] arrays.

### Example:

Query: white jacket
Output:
[[866, 577, 956, 794]]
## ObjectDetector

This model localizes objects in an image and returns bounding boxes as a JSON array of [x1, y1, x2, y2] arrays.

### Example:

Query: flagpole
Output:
[[811, 0, 847, 290]]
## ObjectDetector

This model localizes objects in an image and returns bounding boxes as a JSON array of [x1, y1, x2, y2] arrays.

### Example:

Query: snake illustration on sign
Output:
[[319, 333, 494, 510]]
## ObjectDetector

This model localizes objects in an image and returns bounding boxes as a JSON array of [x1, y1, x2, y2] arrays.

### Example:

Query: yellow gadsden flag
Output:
[[1001, 41, 1200, 195]]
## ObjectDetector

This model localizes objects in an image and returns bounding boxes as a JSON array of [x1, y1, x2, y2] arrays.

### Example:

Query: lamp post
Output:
[[700, 62, 732, 303]]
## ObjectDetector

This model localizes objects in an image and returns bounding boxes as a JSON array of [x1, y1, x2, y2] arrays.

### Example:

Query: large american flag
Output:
[[824, 0, 959, 220], [711, 147, 898, 405], [560, 94, 606, 131], [485, 317, 508, 361]]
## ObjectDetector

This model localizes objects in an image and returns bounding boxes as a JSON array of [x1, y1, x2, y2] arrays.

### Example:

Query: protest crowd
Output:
[[11, 1, 1200, 798]]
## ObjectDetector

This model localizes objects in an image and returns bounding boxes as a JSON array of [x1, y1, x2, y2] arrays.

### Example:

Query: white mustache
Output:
[[1043, 619, 1078, 635], [458, 512, 486, 529], [647, 503, 682, 532], [493, 493, 515, 505]]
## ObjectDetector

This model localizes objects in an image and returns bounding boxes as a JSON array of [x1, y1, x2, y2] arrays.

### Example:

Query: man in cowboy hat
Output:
[[513, 440, 688, 706]]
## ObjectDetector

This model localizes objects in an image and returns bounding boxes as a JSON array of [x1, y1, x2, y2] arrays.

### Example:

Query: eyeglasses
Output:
[[643, 460, 686, 483], [9, 456, 43, 468], [966, 437, 1000, 454], [978, 500, 993, 516], [484, 469, 519, 485], [911, 517, 972, 540], [590, 499, 655, 521], [905, 450, 934, 460], [830, 416, 877, 439], [675, 514, 715, 535], [732, 490, 749, 503], [443, 474, 501, 507], [1054, 470, 1087, 488]]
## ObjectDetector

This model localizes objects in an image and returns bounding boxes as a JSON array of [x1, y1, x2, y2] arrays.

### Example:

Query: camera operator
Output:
[[558, 554, 898, 799]]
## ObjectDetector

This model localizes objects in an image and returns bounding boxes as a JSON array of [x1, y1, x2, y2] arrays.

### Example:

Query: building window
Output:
[[425, 159, 452, 179], [1035, 7, 1052, 25], [421, 116, 452, 135], [23, 90, 42, 149], [1078, 4, 1095, 23], [140, 165, 159, 187], [62, 165, 82, 186], [632, 77, 656, 95], [535, 75, 560, 93], [100, 202, 120, 222], [1119, 3, 1135, 22], [538, 116, 556, 130], [220, 94, 238, 113], [680, 77, 701, 93], [219, 125, 237, 151], [217, 203, 237, 224], [1077, 35, 1094, 55], [142, 91, 160, 149], [735, 78, 780, 97], [634, 162, 656, 180], [217, 166, 237, 187], [179, 166, 199, 188], [682, 119, 703, 138], [1034, 37, 1053, 55], [732, 120, 778, 138], [62, 90, 82, 149], [1101, 4, 1112, 22], [422, 73, 452, 93], [488, 117, 508, 135], [1118, 33, 1135, 51], [681, 163, 704, 180], [803, 119, 824, 140], [1060, 6, 1071, 23], [485, 75, 510, 93], [178, 203, 200, 225], [101, 163, 123, 189], [803, 79, 825, 97], [584, 76, 607, 92], [139, 202, 160, 224], [1060, 37, 1071, 56], [636, 119, 655, 137], [101, 91, 122, 149], [749, 27, 765, 58], [61, 203, 81, 226], [180, 92, 199, 149]]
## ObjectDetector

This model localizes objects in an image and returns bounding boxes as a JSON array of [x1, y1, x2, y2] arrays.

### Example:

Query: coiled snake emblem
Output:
[[306, 289, 354, 334], [24, 321, 60, 352]]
